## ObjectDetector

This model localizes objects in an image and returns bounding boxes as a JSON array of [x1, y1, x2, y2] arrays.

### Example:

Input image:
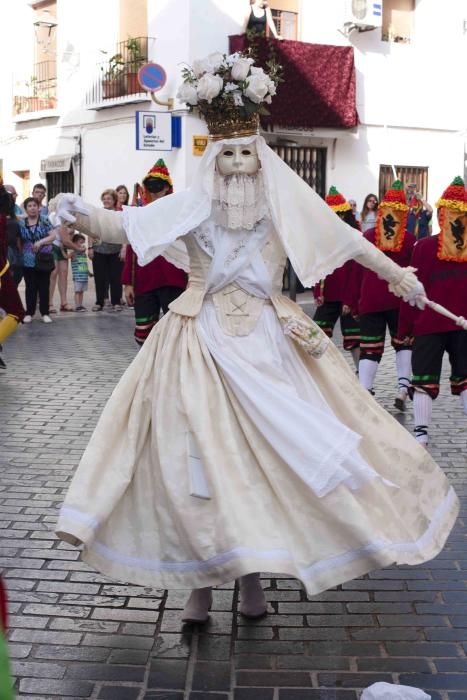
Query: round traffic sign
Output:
[[137, 63, 167, 93]]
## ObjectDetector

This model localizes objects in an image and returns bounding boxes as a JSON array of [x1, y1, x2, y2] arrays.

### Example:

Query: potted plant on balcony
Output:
[[125, 38, 145, 95], [101, 53, 125, 99], [24, 76, 39, 112]]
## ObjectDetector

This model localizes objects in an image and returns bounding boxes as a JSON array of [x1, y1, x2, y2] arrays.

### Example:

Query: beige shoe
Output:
[[181, 587, 213, 624], [239, 573, 268, 619]]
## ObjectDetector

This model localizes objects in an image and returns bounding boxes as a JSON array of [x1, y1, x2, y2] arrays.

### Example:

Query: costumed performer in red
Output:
[[0, 182, 25, 370], [122, 159, 187, 346], [398, 176, 467, 446], [313, 186, 361, 371], [348, 181, 415, 410]]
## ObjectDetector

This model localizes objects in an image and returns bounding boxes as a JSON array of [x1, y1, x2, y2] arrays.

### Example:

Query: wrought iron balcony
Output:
[[13, 60, 57, 116], [85, 36, 155, 109]]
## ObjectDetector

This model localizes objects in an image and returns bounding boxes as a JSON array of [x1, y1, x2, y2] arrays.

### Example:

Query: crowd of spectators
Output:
[[4, 183, 134, 323]]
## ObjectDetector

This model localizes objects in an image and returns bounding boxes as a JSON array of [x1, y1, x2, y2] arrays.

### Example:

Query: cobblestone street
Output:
[[1, 304, 467, 700]]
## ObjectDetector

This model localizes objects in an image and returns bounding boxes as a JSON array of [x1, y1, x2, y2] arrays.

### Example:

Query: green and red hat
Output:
[[325, 186, 351, 213], [379, 180, 409, 212], [435, 176, 467, 212], [142, 158, 173, 193]]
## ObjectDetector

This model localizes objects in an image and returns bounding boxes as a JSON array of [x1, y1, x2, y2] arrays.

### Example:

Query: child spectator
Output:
[[70, 233, 89, 311]]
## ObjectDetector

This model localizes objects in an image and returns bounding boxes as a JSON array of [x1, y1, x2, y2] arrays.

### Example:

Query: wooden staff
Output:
[[421, 296, 467, 331]]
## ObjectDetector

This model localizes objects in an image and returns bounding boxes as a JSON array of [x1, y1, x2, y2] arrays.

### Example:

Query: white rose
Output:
[[197, 73, 223, 103], [244, 74, 269, 104], [176, 81, 198, 106], [250, 66, 266, 77], [192, 58, 209, 78], [205, 52, 225, 73], [231, 57, 253, 81]]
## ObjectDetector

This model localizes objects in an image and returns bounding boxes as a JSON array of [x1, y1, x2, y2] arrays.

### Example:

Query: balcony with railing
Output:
[[13, 60, 57, 117], [85, 36, 155, 109]]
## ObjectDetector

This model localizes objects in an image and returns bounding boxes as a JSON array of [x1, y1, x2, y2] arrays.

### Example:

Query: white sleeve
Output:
[[74, 206, 127, 245]]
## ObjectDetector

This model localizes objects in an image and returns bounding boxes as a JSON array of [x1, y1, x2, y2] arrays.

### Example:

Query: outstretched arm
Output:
[[49, 194, 128, 245]]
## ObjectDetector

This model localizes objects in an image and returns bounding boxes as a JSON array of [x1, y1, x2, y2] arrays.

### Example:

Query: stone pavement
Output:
[[1, 303, 467, 700]]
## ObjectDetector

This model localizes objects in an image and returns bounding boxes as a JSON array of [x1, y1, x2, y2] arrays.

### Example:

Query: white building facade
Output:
[[0, 0, 466, 211]]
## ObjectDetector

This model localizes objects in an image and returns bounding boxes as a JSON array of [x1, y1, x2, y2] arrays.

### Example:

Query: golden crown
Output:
[[204, 112, 259, 141]]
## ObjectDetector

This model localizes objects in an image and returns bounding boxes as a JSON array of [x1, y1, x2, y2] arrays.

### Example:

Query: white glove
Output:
[[53, 193, 90, 224], [355, 238, 426, 310], [388, 267, 426, 309], [361, 682, 431, 700]]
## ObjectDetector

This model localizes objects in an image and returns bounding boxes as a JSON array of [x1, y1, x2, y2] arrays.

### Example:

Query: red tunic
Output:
[[121, 244, 187, 295], [346, 228, 416, 315], [0, 214, 25, 321], [398, 234, 467, 338]]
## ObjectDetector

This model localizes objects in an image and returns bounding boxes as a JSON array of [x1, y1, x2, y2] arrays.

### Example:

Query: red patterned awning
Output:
[[229, 35, 358, 131]]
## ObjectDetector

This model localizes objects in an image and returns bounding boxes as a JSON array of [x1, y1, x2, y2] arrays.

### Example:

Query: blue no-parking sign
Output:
[[138, 63, 167, 93]]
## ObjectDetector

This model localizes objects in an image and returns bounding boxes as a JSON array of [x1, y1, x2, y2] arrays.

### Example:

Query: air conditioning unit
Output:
[[344, 0, 383, 31]]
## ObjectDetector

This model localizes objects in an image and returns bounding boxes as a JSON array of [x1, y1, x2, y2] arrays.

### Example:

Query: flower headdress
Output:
[[177, 51, 281, 140], [435, 176, 467, 262], [375, 180, 409, 252]]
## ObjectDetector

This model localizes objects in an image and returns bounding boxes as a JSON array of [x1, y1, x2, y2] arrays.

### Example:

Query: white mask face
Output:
[[216, 142, 260, 176]]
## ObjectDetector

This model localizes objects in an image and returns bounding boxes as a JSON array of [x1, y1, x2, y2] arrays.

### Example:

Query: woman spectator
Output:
[[361, 193, 379, 232], [244, 0, 282, 38], [89, 189, 123, 312], [49, 227, 73, 313], [115, 185, 130, 294], [115, 185, 129, 210], [19, 197, 56, 323], [348, 199, 361, 224]]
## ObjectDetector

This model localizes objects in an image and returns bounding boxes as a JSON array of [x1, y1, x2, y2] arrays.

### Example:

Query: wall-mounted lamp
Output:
[[34, 11, 57, 53]]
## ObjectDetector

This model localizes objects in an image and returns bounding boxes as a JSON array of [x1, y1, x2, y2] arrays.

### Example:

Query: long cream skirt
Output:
[[56, 307, 458, 594]]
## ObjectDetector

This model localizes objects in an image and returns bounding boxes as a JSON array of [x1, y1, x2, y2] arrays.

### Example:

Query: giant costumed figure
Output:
[[50, 52, 458, 625]]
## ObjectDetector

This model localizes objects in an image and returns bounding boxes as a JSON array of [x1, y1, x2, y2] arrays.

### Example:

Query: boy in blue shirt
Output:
[[70, 233, 89, 311]]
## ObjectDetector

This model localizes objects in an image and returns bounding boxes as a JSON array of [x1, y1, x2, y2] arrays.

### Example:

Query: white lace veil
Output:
[[122, 135, 365, 286]]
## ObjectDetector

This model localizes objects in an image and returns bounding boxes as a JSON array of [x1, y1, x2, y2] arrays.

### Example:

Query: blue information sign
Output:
[[137, 63, 167, 93]]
